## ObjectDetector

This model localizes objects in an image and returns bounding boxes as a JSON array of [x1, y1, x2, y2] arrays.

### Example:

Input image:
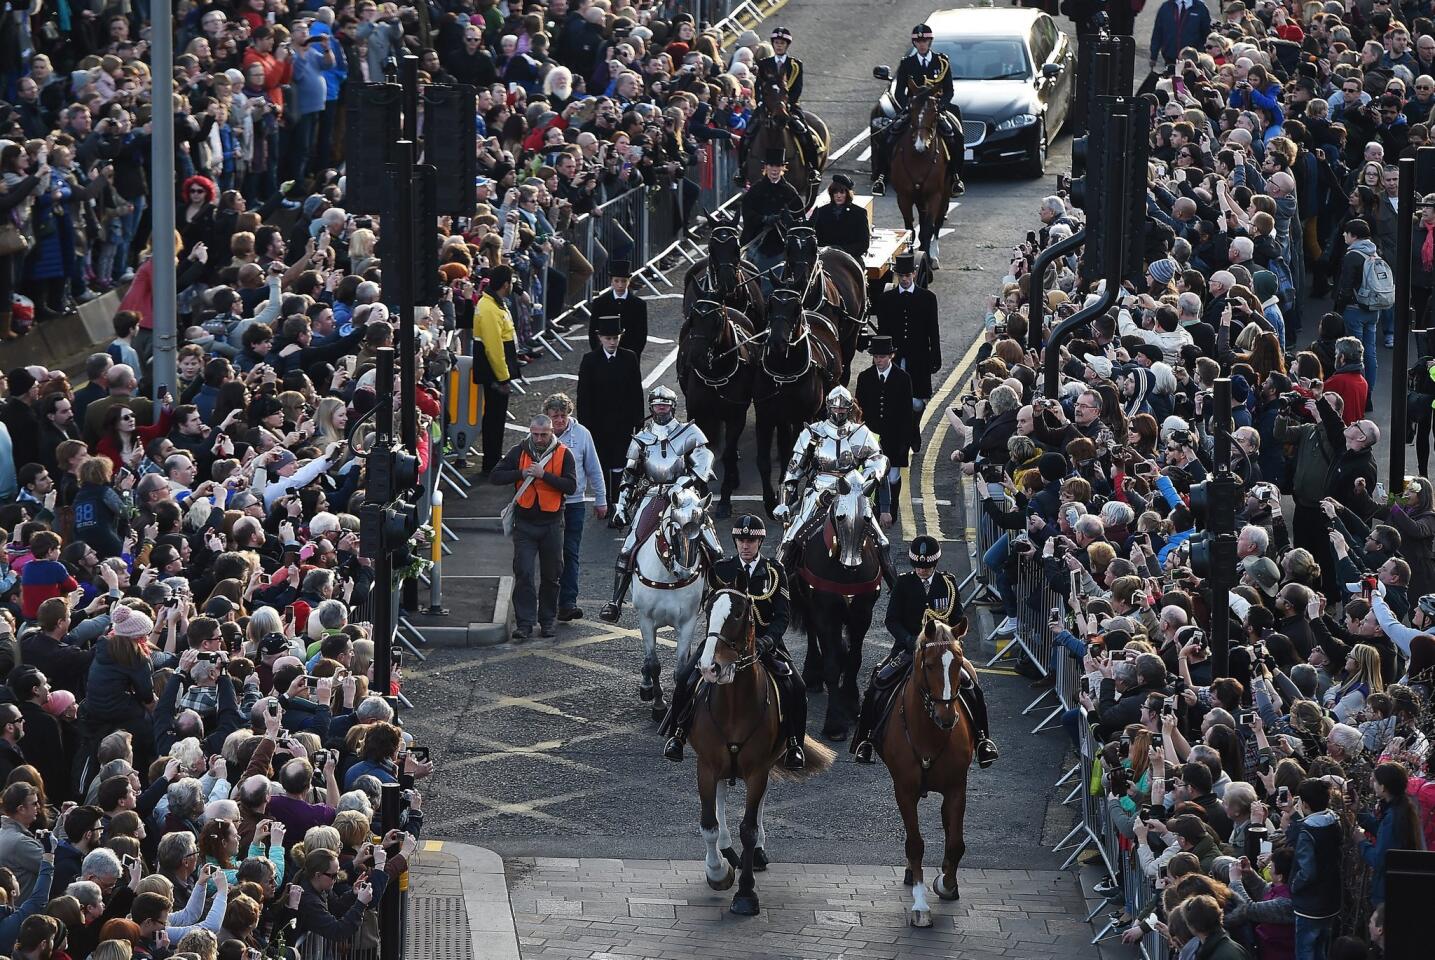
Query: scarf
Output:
[[1423, 221, 1435, 271]]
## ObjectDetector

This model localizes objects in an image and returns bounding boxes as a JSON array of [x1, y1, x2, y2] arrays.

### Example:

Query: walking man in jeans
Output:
[[1334, 218, 1382, 391], [1288, 778, 1342, 960], [491, 415, 577, 641], [543, 394, 608, 622]]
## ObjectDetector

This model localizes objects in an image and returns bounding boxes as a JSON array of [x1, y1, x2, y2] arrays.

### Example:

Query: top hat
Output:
[[867, 335, 896, 355], [609, 259, 632, 278], [763, 147, 789, 166], [894, 252, 917, 274], [593, 313, 623, 337]]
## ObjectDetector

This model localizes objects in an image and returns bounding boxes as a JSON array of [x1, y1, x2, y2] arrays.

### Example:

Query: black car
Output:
[[871, 8, 1076, 177]]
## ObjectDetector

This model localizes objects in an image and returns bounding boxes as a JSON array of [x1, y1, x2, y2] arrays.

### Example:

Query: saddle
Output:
[[867, 651, 913, 760], [622, 496, 667, 571]]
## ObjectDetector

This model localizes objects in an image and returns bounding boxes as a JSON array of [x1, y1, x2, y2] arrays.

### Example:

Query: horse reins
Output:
[[700, 607, 773, 785], [897, 648, 964, 796]]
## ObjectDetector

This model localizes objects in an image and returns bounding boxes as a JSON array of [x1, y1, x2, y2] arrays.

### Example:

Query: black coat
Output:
[[707, 555, 790, 647], [576, 348, 644, 470], [893, 51, 954, 111], [855, 364, 916, 468], [809, 201, 871, 261], [0, 398, 42, 471], [740, 176, 805, 257], [587, 290, 649, 357], [755, 55, 804, 106], [17, 700, 68, 803], [874, 285, 942, 398], [885, 570, 962, 654]]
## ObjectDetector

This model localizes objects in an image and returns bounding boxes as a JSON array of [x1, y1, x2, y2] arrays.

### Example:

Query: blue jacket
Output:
[[1289, 810, 1343, 918], [343, 758, 399, 790], [309, 21, 348, 102], [1359, 799, 1418, 904], [291, 39, 334, 117], [0, 857, 51, 954], [1150, 0, 1214, 66]]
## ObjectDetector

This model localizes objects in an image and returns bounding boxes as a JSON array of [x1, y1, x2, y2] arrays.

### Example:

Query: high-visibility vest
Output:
[[516, 444, 567, 512]]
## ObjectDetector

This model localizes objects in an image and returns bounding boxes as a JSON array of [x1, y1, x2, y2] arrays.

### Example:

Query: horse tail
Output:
[[771, 736, 836, 782]]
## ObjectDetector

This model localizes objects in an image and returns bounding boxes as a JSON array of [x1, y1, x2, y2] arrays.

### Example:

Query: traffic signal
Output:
[[345, 83, 403, 214], [1189, 475, 1241, 535], [360, 499, 421, 557], [366, 440, 420, 505], [1071, 95, 1124, 280]]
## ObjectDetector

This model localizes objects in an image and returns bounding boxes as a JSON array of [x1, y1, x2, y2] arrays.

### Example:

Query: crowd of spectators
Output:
[[948, 1, 1435, 957], [0, 1, 774, 959]]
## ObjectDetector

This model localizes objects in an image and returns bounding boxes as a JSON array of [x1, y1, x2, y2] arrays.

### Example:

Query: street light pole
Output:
[[1391, 157, 1416, 488], [150, 0, 178, 406]]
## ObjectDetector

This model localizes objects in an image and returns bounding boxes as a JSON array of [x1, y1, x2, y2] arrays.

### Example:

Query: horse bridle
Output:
[[762, 310, 814, 384], [916, 646, 962, 732], [705, 589, 759, 674]]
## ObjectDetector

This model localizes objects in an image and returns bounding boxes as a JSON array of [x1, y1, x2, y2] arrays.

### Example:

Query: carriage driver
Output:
[[870, 23, 966, 198], [734, 27, 823, 183], [851, 536, 1000, 767], [660, 514, 809, 770], [600, 385, 723, 623], [773, 385, 893, 575]]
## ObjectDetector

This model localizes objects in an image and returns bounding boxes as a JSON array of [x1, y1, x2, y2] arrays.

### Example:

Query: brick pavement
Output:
[[505, 857, 1101, 960]]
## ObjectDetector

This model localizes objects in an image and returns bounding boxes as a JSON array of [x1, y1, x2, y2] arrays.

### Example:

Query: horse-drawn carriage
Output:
[[809, 189, 934, 298]]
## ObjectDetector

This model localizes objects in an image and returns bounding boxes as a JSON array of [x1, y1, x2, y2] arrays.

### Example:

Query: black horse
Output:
[[683, 224, 767, 330], [677, 300, 756, 519], [781, 227, 869, 386], [753, 289, 844, 517], [786, 468, 884, 741]]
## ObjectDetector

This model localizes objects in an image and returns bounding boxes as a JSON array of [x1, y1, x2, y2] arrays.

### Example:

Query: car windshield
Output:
[[932, 38, 1031, 81]]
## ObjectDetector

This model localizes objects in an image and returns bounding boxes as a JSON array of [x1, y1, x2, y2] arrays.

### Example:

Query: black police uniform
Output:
[[740, 165, 806, 260], [661, 517, 809, 769], [872, 28, 965, 193], [809, 177, 872, 261], [850, 538, 999, 766]]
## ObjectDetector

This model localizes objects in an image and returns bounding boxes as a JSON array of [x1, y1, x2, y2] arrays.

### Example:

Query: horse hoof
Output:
[[651, 704, 667, 723], [753, 847, 769, 872], [903, 868, 914, 886], [932, 876, 960, 901], [707, 863, 736, 891], [638, 684, 655, 702], [929, 258, 940, 271], [730, 893, 761, 916], [911, 910, 932, 928], [721, 846, 741, 869]]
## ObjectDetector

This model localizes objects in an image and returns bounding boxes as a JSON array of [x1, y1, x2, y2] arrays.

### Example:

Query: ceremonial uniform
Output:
[[576, 315, 645, 504], [854, 337, 917, 509], [587, 260, 649, 357], [741, 150, 807, 292], [809, 175, 871, 261], [755, 53, 804, 108], [851, 537, 999, 766], [873, 255, 942, 406], [661, 515, 809, 769], [736, 27, 822, 182], [871, 24, 965, 195]]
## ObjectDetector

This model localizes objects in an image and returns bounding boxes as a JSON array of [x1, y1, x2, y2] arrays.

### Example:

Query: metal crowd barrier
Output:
[[957, 473, 1000, 608], [292, 872, 408, 960]]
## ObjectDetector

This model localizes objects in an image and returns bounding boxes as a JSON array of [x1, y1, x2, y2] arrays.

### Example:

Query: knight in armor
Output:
[[871, 23, 966, 198], [773, 385, 893, 574], [660, 514, 808, 770], [600, 385, 723, 623], [734, 27, 822, 183], [850, 537, 1000, 767]]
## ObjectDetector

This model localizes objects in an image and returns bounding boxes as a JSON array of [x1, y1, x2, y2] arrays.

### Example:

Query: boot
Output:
[[959, 682, 1000, 768], [664, 730, 686, 762], [0, 311, 16, 341], [877, 541, 896, 589], [599, 564, 632, 623]]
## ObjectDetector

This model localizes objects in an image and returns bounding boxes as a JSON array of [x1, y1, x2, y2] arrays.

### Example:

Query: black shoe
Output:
[[871, 176, 886, 197], [784, 737, 806, 770], [663, 735, 685, 762], [599, 602, 621, 623], [853, 741, 876, 764], [511, 627, 531, 643], [557, 607, 583, 621], [1029, 674, 1056, 690], [976, 738, 999, 768], [540, 624, 557, 638], [733, 169, 746, 186]]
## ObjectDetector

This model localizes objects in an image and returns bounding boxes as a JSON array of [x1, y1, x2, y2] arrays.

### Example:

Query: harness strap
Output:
[[799, 565, 883, 596]]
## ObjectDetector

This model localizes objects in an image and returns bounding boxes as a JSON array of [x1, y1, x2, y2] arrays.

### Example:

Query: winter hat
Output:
[[1038, 452, 1069, 483], [1229, 374, 1251, 404], [1252, 270, 1279, 302], [7, 367, 36, 396], [42, 688, 76, 717], [1083, 354, 1113, 379], [1147, 258, 1179, 284], [110, 604, 155, 638]]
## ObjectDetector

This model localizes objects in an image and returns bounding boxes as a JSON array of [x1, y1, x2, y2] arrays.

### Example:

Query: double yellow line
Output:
[[899, 332, 986, 545]]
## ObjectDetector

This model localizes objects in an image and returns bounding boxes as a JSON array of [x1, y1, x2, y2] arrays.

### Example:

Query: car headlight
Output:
[[996, 113, 1038, 131]]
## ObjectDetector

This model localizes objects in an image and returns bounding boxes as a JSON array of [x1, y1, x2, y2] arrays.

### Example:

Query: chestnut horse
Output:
[[743, 78, 829, 203], [891, 83, 954, 269], [690, 588, 834, 915], [879, 617, 974, 927]]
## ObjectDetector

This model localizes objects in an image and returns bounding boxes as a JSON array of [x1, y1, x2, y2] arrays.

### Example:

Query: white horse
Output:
[[633, 482, 713, 721]]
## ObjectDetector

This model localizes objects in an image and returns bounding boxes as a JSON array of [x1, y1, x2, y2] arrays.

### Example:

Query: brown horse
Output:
[[891, 84, 954, 269], [689, 588, 835, 915], [677, 300, 757, 518], [879, 618, 974, 927], [683, 223, 767, 330], [781, 226, 869, 385], [744, 78, 829, 203]]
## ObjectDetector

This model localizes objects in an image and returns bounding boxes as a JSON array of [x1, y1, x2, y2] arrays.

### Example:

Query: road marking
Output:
[[902, 332, 987, 543], [857, 146, 872, 163], [828, 127, 872, 163], [644, 346, 680, 388], [519, 373, 579, 382], [648, 335, 675, 344], [422, 841, 444, 851]]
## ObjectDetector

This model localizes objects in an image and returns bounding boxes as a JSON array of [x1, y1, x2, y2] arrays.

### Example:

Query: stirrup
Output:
[[853, 740, 876, 764], [664, 734, 686, 762], [785, 737, 806, 770], [599, 601, 622, 623], [871, 176, 886, 196], [976, 738, 999, 769], [951, 175, 966, 197]]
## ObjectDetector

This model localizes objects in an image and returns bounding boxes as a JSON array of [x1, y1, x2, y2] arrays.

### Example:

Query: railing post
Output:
[[426, 490, 446, 615]]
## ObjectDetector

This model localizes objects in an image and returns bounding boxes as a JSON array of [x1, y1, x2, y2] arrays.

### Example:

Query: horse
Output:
[[781, 226, 869, 385], [743, 78, 829, 204], [682, 223, 767, 330], [631, 482, 714, 722], [890, 84, 954, 269], [786, 468, 884, 740], [689, 587, 835, 915], [677, 300, 758, 519], [753, 288, 844, 517], [878, 618, 975, 928]]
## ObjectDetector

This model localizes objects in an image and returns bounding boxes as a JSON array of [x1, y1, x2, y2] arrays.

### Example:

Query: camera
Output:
[[1236, 709, 1254, 726], [1168, 676, 1188, 694], [1151, 732, 1165, 748], [980, 463, 1004, 483], [1276, 391, 1306, 410], [196, 651, 223, 664]]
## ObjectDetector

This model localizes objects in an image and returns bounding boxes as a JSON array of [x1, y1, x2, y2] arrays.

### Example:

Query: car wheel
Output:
[[1021, 119, 1047, 178]]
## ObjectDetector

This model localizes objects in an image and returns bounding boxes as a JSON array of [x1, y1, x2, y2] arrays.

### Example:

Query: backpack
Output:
[[1356, 251, 1396, 310]]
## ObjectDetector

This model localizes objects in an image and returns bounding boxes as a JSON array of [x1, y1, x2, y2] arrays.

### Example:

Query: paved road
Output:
[[398, 0, 1182, 924]]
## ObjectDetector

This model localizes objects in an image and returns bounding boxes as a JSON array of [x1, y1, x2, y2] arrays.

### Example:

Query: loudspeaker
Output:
[[421, 84, 477, 216], [413, 163, 441, 307], [345, 83, 403, 214], [1385, 849, 1435, 960]]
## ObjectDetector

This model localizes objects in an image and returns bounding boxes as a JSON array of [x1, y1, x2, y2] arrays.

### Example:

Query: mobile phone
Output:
[[159, 385, 170, 400], [1276, 786, 1291, 805], [1050, 606, 1062, 623], [1236, 709, 1254, 726], [284, 604, 296, 621], [410, 746, 430, 763], [304, 676, 319, 690], [1151, 732, 1165, 748], [122, 854, 137, 869], [311, 750, 329, 767]]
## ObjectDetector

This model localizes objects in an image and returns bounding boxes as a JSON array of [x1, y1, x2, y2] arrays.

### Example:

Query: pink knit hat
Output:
[[110, 604, 155, 638], [42, 689, 76, 717]]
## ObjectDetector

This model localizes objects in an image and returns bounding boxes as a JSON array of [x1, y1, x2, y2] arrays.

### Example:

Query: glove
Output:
[[772, 504, 790, 521], [609, 506, 628, 528], [756, 635, 776, 657]]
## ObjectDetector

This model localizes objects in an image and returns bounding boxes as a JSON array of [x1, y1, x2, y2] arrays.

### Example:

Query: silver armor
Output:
[[775, 387, 890, 551], [614, 417, 720, 560]]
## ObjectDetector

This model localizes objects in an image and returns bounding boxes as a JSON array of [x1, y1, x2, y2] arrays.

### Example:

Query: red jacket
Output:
[[1325, 368, 1369, 425], [93, 408, 174, 471], [242, 47, 293, 107]]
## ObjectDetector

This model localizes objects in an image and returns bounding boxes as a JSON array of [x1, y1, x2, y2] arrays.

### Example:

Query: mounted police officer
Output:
[[774, 384, 893, 574], [740, 148, 806, 292], [809, 174, 872, 261], [734, 27, 822, 182], [600, 385, 722, 623], [660, 514, 808, 769], [850, 536, 1000, 767], [871, 23, 966, 198]]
